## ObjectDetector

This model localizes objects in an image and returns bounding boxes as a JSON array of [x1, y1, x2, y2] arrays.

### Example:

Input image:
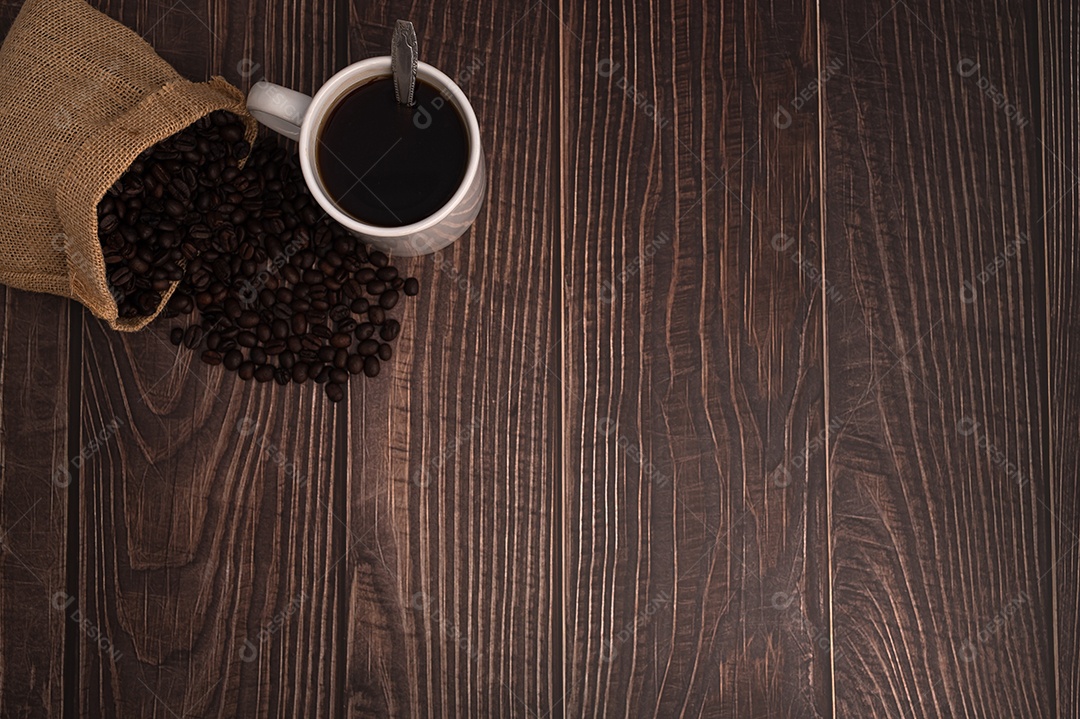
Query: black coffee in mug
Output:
[[316, 77, 469, 227]]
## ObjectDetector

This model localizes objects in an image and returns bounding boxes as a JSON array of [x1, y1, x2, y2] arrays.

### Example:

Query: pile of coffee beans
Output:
[[98, 111, 251, 318], [98, 112, 419, 402]]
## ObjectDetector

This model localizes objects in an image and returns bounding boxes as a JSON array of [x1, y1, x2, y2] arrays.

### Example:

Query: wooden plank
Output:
[[0, 6, 71, 718], [561, 0, 829, 715], [0, 289, 71, 719], [821, 2, 1053, 716], [1041, 0, 1080, 714], [343, 3, 561, 717], [77, 1, 349, 717]]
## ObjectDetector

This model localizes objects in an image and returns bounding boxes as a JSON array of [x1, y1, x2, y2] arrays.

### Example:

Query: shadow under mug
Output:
[[247, 57, 485, 257]]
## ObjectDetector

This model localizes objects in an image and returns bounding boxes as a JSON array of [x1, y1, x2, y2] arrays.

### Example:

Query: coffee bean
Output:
[[380, 319, 401, 341], [354, 322, 375, 341], [237, 361, 255, 380], [403, 277, 420, 296], [329, 368, 349, 384], [250, 347, 267, 365], [254, 364, 274, 382], [325, 382, 345, 402], [363, 356, 381, 377], [274, 368, 290, 385], [378, 343, 392, 361], [379, 290, 399, 310], [237, 331, 257, 348], [350, 297, 369, 314], [357, 339, 379, 356], [256, 324, 272, 343], [237, 310, 259, 328], [366, 280, 387, 295], [183, 325, 203, 349], [347, 354, 365, 374], [369, 251, 388, 268], [331, 332, 351, 348], [291, 362, 309, 383], [201, 350, 223, 366], [334, 348, 348, 369], [376, 266, 398, 282], [223, 349, 243, 370], [368, 307, 385, 325]]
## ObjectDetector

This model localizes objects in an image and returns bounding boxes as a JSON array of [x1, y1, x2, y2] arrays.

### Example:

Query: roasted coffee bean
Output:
[[329, 304, 350, 322], [325, 382, 345, 402], [347, 354, 365, 374], [291, 362, 310, 383], [237, 310, 260, 328], [329, 368, 349, 384], [380, 319, 401, 341], [250, 347, 267, 365], [376, 266, 398, 282], [274, 368, 290, 385], [183, 325, 203, 349], [356, 268, 375, 283], [223, 349, 243, 370], [350, 297, 369, 314], [379, 290, 399, 310], [368, 306, 385, 325], [378, 343, 392, 361], [334, 348, 348, 369], [363, 356, 381, 377], [238, 361, 256, 380], [366, 280, 387, 295], [331, 332, 352, 348], [403, 277, 420, 296], [201, 350, 223, 366], [254, 364, 275, 382], [354, 322, 375, 341], [357, 339, 379, 356], [255, 323, 272, 343], [369, 250, 388, 268], [312, 324, 333, 339]]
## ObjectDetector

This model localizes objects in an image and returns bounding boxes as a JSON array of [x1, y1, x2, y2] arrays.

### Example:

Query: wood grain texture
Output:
[[76, 1, 349, 717], [821, 1, 1053, 716], [0, 289, 71, 719], [561, 0, 830, 715], [343, 2, 560, 717], [1041, 0, 1080, 715]]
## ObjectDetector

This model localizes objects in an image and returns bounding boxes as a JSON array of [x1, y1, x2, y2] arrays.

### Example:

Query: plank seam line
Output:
[[816, 0, 836, 716]]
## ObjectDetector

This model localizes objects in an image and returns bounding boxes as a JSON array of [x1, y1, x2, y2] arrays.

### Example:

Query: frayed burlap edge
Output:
[[54, 76, 257, 332]]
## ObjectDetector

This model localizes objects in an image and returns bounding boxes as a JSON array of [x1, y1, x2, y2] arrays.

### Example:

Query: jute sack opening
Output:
[[0, 0, 256, 331]]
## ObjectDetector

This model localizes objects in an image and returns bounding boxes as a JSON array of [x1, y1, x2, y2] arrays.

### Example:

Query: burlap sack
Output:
[[0, 0, 256, 331]]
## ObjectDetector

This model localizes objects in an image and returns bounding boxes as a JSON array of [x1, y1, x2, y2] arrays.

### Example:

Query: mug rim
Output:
[[298, 57, 482, 239]]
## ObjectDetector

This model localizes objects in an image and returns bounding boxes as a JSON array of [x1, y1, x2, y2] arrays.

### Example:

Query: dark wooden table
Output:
[[0, 0, 1076, 717]]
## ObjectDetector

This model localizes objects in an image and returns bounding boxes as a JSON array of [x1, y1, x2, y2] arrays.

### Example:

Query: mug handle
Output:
[[246, 82, 313, 140]]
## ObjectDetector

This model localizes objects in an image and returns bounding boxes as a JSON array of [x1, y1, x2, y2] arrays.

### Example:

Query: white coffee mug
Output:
[[247, 58, 485, 257]]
